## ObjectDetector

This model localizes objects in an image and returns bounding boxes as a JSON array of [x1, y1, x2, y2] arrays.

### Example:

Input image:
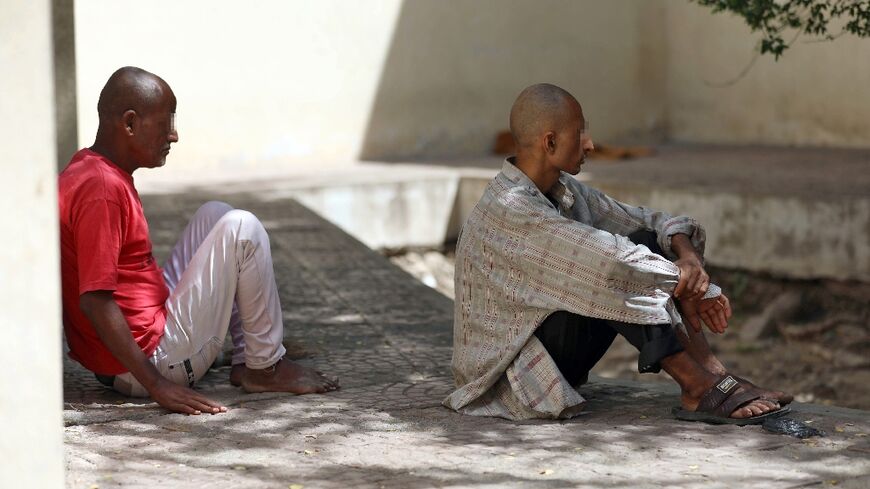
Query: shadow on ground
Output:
[[63, 193, 870, 489]]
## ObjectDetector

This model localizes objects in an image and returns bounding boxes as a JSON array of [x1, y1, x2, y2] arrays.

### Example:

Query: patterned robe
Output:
[[443, 158, 713, 420]]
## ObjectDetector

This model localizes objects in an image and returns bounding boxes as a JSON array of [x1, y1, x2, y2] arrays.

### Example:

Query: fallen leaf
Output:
[[289, 485, 304, 489], [689, 465, 699, 470], [233, 466, 247, 471], [540, 469, 554, 475], [573, 447, 584, 451], [303, 450, 314, 456], [834, 426, 845, 433], [304, 434, 317, 439], [639, 415, 648, 419]]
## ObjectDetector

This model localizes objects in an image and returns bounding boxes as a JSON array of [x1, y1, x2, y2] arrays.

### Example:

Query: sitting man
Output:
[[59, 67, 338, 415], [444, 83, 791, 424]]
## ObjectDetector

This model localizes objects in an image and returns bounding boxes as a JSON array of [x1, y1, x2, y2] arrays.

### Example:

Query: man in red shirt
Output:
[[59, 67, 338, 415]]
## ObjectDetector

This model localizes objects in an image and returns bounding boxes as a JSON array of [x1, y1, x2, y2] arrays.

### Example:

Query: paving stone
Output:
[[63, 192, 870, 489]]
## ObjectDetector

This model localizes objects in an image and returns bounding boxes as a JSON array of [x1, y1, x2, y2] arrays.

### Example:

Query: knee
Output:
[[218, 209, 267, 240], [195, 200, 234, 221]]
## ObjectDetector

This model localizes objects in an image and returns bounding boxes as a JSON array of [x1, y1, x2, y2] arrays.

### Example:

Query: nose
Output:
[[583, 136, 594, 154], [168, 127, 179, 144]]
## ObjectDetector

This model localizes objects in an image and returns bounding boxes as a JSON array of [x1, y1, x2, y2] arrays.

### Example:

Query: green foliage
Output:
[[693, 0, 870, 59]]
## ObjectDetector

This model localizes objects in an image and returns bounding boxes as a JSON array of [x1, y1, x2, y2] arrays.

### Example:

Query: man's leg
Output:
[[534, 311, 617, 387], [158, 202, 337, 393], [162, 201, 247, 376], [535, 311, 684, 386], [536, 311, 781, 420], [629, 230, 791, 404]]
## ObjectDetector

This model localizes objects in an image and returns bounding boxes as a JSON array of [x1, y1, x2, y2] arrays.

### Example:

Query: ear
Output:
[[543, 131, 557, 154], [122, 110, 137, 136]]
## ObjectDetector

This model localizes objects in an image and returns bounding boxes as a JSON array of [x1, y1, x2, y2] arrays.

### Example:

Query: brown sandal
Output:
[[672, 375, 791, 426]]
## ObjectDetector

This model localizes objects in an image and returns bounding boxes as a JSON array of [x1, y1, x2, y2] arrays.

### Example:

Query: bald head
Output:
[[97, 66, 171, 123], [91, 66, 178, 173], [509, 83, 580, 148]]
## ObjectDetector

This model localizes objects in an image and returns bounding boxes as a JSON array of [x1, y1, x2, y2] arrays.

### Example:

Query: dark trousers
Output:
[[534, 230, 684, 386]]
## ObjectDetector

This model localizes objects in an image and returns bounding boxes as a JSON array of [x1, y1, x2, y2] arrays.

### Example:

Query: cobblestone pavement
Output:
[[64, 193, 870, 489]]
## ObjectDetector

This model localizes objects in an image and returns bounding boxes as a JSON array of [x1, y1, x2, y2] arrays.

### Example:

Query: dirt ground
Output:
[[388, 250, 870, 410]]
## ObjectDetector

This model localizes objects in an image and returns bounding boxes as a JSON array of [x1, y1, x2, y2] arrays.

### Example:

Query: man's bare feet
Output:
[[733, 375, 794, 406], [240, 359, 339, 394]]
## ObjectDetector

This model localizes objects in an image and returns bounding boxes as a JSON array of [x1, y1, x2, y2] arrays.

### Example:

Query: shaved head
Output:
[[97, 66, 171, 122], [91, 66, 178, 173], [509, 83, 580, 148]]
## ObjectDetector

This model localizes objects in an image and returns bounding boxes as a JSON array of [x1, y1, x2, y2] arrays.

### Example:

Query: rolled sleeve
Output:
[[657, 216, 706, 261]]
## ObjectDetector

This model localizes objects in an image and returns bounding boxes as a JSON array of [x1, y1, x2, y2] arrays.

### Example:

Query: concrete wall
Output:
[[666, 2, 870, 148], [592, 182, 870, 283], [72, 0, 667, 175], [73, 0, 404, 178], [359, 0, 668, 160], [0, 1, 65, 487]]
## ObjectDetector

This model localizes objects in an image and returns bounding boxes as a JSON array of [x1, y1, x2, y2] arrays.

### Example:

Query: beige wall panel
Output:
[[74, 0, 403, 178], [74, 0, 667, 176], [666, 2, 870, 148], [0, 0, 64, 487], [360, 0, 668, 160]]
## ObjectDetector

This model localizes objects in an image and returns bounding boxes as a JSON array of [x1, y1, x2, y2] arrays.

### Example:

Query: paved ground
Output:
[[64, 192, 870, 489]]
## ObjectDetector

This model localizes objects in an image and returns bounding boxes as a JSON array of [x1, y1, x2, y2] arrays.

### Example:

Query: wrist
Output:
[[670, 233, 699, 260]]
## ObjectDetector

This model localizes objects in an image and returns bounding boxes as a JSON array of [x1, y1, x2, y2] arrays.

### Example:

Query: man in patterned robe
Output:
[[444, 84, 791, 424]]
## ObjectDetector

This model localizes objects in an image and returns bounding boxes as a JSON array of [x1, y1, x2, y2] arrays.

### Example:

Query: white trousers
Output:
[[113, 201, 287, 397]]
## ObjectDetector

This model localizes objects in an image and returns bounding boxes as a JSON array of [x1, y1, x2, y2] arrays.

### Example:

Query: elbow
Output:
[[79, 294, 94, 317]]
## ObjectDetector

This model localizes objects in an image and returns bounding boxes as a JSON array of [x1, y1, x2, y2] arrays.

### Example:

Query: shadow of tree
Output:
[[63, 191, 870, 489]]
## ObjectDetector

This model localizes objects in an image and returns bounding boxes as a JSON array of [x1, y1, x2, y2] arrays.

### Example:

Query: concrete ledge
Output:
[[594, 181, 870, 281], [138, 143, 870, 281]]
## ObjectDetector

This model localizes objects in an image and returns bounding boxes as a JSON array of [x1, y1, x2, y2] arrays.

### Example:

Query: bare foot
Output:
[[734, 375, 794, 406], [240, 359, 339, 394]]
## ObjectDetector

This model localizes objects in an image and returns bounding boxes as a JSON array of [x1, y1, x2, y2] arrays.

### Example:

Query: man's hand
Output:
[[670, 234, 709, 300], [673, 255, 710, 300], [699, 294, 732, 334], [679, 294, 732, 334], [148, 378, 227, 415], [80, 291, 228, 415]]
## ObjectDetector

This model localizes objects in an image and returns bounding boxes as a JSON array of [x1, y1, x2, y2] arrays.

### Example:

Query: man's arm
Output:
[[79, 291, 226, 415]]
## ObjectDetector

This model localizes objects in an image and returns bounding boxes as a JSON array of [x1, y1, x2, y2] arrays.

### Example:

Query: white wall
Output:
[[72, 0, 668, 176], [358, 0, 668, 160], [74, 0, 403, 178], [71, 0, 870, 175], [0, 1, 64, 487], [666, 2, 870, 148]]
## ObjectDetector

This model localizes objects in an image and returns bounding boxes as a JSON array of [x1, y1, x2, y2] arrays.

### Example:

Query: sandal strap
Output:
[[696, 374, 768, 418]]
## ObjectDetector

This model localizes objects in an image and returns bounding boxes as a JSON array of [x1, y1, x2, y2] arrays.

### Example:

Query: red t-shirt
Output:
[[59, 149, 169, 375]]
